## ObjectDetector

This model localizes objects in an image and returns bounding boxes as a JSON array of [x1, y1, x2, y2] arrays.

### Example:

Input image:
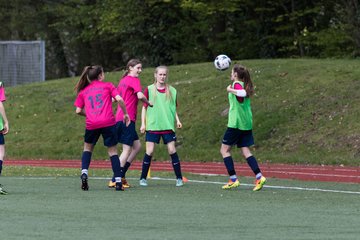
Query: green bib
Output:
[[228, 81, 253, 130], [146, 84, 177, 131]]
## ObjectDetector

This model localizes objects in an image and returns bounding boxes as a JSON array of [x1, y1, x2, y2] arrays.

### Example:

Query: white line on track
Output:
[[10, 176, 360, 195]]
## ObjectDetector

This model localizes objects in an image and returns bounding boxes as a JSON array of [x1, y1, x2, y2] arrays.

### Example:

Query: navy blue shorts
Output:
[[0, 134, 4, 145], [116, 121, 139, 146], [145, 131, 176, 144], [222, 128, 254, 148], [84, 125, 118, 147]]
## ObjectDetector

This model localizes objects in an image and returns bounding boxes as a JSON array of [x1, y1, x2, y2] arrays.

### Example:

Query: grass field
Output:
[[1, 169, 359, 240]]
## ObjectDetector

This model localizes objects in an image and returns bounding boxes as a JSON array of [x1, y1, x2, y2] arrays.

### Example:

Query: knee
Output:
[[241, 148, 252, 159], [146, 149, 154, 156], [84, 143, 94, 152], [133, 143, 141, 153], [107, 146, 118, 156], [220, 146, 229, 157], [168, 149, 176, 155], [220, 148, 225, 156]]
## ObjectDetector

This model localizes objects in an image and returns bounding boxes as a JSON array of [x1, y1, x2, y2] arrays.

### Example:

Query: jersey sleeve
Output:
[[143, 87, 149, 108], [109, 83, 120, 98], [0, 84, 6, 102], [233, 82, 244, 103], [132, 78, 142, 93], [74, 92, 84, 108]]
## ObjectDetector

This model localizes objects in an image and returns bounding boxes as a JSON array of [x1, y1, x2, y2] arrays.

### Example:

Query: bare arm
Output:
[[227, 85, 247, 97], [114, 95, 130, 126], [175, 112, 182, 129], [75, 107, 86, 117], [0, 101, 9, 134], [137, 92, 153, 107], [140, 106, 147, 134]]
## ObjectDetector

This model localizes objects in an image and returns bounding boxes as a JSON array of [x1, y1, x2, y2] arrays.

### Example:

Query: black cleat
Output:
[[81, 173, 89, 191], [115, 182, 124, 191]]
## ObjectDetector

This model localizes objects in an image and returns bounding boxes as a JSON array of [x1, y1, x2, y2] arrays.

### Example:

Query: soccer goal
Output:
[[0, 41, 45, 86]]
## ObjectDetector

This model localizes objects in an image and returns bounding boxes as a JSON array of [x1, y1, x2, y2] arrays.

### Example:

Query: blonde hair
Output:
[[152, 65, 173, 102]]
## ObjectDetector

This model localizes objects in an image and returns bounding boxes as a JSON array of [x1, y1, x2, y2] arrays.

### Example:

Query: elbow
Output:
[[137, 92, 145, 100], [75, 108, 82, 115]]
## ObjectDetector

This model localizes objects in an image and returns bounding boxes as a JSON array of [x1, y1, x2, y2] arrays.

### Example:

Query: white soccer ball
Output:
[[214, 54, 231, 71]]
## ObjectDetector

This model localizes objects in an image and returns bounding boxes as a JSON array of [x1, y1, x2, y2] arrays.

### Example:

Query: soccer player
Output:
[[0, 82, 9, 195], [139, 65, 184, 187], [74, 65, 130, 191], [220, 64, 266, 191], [108, 59, 152, 188]]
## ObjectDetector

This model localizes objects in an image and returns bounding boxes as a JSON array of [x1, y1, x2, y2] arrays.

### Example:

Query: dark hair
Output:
[[233, 64, 254, 97], [122, 59, 142, 77], [74, 65, 103, 93]]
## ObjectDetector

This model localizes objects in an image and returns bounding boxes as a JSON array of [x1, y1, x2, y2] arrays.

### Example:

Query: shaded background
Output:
[[0, 0, 359, 80]]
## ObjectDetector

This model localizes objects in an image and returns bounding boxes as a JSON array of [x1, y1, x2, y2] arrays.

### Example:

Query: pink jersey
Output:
[[74, 80, 119, 130], [115, 75, 142, 122], [0, 86, 6, 102]]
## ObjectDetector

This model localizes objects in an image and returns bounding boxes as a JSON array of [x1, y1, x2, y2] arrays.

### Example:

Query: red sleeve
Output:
[[0, 86, 6, 102], [143, 87, 149, 108], [233, 82, 244, 103]]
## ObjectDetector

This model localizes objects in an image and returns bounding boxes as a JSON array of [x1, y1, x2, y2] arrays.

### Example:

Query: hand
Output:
[[226, 85, 232, 92], [148, 101, 153, 108], [1, 122, 9, 135], [123, 114, 131, 127], [140, 124, 146, 134], [177, 121, 182, 129]]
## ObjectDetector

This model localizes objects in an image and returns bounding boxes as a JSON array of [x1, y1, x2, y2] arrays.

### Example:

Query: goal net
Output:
[[0, 41, 45, 86]]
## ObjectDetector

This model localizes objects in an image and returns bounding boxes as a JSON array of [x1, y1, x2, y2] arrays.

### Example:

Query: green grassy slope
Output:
[[5, 59, 360, 165]]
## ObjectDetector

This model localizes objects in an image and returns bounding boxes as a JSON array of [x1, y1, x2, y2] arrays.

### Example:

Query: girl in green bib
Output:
[[139, 66, 184, 187], [220, 64, 266, 191]]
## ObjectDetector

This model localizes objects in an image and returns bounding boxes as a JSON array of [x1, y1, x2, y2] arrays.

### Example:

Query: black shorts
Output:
[[84, 125, 117, 147], [145, 131, 176, 144], [116, 121, 139, 146], [0, 133, 4, 145], [222, 128, 254, 148]]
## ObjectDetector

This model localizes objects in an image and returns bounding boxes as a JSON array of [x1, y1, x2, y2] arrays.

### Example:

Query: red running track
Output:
[[6, 159, 360, 183]]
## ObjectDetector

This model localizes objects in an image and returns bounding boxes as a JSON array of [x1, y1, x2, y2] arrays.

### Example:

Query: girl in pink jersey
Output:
[[108, 59, 152, 188], [74, 65, 130, 191], [0, 82, 9, 195]]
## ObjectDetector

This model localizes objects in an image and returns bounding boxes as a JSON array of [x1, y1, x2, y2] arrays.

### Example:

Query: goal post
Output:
[[0, 40, 45, 86]]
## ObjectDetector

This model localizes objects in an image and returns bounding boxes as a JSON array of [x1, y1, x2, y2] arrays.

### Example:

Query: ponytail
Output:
[[233, 64, 254, 97], [74, 65, 103, 93]]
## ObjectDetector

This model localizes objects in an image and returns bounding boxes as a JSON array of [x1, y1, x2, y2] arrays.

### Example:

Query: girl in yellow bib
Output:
[[139, 66, 184, 187]]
